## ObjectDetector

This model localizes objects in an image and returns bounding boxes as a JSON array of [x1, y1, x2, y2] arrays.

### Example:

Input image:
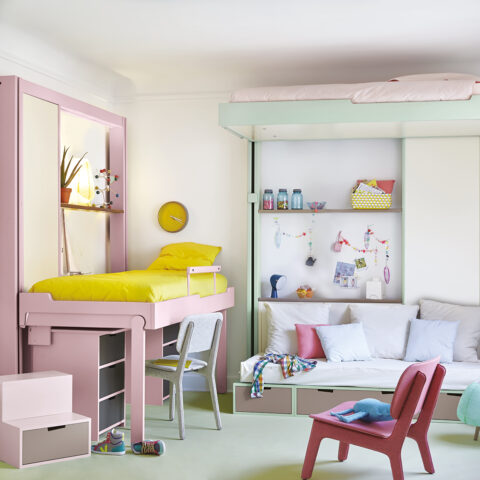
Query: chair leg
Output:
[[301, 423, 323, 480], [474, 427, 480, 441], [176, 380, 185, 440], [207, 373, 222, 430], [388, 453, 405, 480], [338, 442, 349, 462], [413, 434, 434, 474], [169, 382, 175, 421]]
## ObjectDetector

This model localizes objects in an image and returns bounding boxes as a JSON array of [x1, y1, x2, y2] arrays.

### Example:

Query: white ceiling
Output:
[[1, 0, 480, 96]]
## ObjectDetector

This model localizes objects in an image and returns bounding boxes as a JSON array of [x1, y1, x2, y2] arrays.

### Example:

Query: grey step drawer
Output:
[[297, 388, 392, 415], [22, 422, 89, 465], [99, 362, 125, 399], [235, 385, 292, 414], [99, 332, 125, 366], [163, 324, 180, 344], [99, 392, 124, 432]]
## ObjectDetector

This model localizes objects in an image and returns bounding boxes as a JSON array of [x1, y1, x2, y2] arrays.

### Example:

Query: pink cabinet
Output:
[[25, 328, 126, 441]]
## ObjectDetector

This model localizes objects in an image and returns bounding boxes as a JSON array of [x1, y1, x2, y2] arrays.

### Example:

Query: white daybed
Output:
[[233, 302, 480, 420]]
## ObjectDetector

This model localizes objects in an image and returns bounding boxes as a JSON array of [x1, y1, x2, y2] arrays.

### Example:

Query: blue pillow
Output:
[[316, 324, 371, 363], [404, 319, 459, 363]]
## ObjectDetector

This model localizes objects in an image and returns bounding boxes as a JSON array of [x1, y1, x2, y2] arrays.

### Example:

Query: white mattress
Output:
[[240, 355, 480, 391], [231, 81, 480, 104]]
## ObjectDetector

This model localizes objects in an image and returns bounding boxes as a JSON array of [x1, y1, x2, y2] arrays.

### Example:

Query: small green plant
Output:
[[61, 146, 87, 189]]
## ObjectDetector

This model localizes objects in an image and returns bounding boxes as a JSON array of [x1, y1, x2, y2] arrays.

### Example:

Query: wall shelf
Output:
[[61, 203, 124, 214], [259, 208, 402, 214], [258, 297, 402, 304]]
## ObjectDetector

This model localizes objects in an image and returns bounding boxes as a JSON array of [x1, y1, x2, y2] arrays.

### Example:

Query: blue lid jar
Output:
[[291, 189, 303, 210], [277, 189, 288, 210]]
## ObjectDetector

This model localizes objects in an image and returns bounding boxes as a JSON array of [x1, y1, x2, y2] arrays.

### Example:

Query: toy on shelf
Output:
[[95, 169, 120, 209], [297, 285, 313, 299]]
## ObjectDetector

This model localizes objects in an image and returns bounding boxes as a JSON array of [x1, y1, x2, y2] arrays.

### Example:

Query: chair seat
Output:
[[310, 401, 397, 439], [146, 354, 208, 372]]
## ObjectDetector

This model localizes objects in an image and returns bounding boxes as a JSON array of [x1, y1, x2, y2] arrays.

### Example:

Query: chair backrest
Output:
[[176, 313, 223, 354], [390, 357, 440, 419]]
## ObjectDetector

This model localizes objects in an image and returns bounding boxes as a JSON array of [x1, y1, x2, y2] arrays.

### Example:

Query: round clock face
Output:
[[158, 201, 189, 232]]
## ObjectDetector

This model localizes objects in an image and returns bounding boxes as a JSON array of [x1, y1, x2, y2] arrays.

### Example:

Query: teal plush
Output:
[[331, 398, 392, 423], [457, 383, 480, 426]]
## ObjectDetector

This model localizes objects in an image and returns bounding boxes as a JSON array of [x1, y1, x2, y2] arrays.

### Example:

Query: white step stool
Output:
[[0, 371, 90, 468]]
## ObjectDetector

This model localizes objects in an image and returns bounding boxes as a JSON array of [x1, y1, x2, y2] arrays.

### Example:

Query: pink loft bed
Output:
[[0, 76, 235, 446], [19, 266, 234, 444]]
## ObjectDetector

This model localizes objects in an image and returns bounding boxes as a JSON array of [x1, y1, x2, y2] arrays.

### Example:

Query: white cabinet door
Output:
[[22, 94, 59, 291], [404, 137, 480, 305]]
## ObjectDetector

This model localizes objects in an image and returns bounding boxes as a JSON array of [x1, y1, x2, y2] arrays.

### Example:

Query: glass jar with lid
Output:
[[277, 189, 288, 210], [263, 189, 274, 210], [291, 189, 303, 209]]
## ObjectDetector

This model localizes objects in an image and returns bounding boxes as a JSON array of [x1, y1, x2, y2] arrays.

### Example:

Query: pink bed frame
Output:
[[1, 75, 235, 445]]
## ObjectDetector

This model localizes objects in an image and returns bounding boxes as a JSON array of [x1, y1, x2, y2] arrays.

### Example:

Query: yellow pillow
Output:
[[148, 242, 222, 271]]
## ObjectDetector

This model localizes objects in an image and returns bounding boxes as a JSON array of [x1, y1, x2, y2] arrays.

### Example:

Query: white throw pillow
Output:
[[264, 302, 330, 355], [420, 299, 480, 362], [316, 324, 371, 363], [349, 304, 419, 359]]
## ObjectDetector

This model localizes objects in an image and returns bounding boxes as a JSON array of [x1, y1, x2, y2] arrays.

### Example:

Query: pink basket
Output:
[[356, 179, 395, 194]]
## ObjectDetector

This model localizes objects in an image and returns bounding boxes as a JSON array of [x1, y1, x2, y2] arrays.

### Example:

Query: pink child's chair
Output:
[[301, 357, 445, 480]]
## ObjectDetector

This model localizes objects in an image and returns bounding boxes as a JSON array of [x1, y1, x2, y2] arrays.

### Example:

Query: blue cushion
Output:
[[404, 319, 459, 363], [316, 324, 371, 363]]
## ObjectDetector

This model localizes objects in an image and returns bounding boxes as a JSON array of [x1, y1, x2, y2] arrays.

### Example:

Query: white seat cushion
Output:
[[146, 354, 207, 372]]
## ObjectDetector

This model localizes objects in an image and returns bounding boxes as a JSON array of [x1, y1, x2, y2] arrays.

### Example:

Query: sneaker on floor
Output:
[[131, 440, 166, 456], [91, 429, 126, 455]]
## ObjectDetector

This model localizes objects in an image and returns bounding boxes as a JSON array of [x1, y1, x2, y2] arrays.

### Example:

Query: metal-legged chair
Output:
[[145, 313, 223, 439]]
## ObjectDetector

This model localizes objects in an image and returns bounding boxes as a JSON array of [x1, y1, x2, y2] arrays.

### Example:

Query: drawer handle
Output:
[[381, 391, 394, 395], [317, 389, 334, 393], [447, 393, 462, 397], [108, 365, 117, 369], [264, 387, 272, 391], [48, 425, 66, 432]]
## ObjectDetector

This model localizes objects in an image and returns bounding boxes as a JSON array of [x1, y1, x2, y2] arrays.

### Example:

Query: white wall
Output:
[[119, 96, 248, 388], [260, 139, 402, 301]]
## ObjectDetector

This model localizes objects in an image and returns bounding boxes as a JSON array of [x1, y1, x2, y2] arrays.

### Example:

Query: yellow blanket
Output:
[[30, 270, 227, 303]]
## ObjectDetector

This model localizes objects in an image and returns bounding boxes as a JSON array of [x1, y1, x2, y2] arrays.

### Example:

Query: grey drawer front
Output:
[[22, 422, 89, 465], [163, 380, 170, 398], [434, 392, 461, 421], [297, 388, 391, 415], [100, 332, 125, 365], [235, 386, 292, 414], [99, 362, 125, 399], [99, 393, 125, 431], [163, 324, 180, 344]]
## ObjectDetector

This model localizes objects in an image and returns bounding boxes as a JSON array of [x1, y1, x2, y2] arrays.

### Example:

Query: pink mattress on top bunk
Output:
[[230, 73, 480, 104]]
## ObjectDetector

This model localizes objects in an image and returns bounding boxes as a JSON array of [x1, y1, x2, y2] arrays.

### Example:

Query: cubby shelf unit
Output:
[[259, 208, 402, 214]]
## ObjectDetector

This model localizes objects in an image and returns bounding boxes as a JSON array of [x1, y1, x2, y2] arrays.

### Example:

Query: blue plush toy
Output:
[[330, 398, 393, 423]]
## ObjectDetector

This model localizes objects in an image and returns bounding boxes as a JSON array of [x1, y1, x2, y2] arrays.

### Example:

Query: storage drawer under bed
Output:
[[235, 385, 293, 414], [296, 387, 393, 415]]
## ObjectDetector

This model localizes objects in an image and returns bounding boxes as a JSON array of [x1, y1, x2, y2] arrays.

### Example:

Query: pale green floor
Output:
[[0, 392, 478, 480]]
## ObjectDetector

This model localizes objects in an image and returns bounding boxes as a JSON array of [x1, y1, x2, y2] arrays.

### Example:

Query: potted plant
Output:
[[60, 146, 87, 204]]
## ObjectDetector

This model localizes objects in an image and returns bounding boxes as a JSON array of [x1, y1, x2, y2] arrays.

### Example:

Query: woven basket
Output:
[[351, 192, 392, 210]]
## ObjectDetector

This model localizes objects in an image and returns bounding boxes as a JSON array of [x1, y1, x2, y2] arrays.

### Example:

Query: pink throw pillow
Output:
[[295, 323, 328, 359]]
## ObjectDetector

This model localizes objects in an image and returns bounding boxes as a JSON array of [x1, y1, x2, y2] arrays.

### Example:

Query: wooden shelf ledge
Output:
[[61, 203, 124, 214], [259, 208, 402, 214], [258, 297, 402, 303]]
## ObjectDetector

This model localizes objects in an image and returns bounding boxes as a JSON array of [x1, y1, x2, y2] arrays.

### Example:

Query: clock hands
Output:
[[170, 215, 185, 224]]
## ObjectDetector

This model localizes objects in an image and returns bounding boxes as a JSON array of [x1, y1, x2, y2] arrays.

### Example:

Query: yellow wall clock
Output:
[[158, 201, 189, 232]]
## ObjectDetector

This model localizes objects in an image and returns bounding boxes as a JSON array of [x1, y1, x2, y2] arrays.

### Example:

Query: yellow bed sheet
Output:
[[30, 270, 227, 303]]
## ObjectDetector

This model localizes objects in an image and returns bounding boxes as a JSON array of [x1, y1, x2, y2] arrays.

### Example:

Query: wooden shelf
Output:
[[61, 203, 124, 214], [259, 208, 402, 214], [258, 297, 402, 304]]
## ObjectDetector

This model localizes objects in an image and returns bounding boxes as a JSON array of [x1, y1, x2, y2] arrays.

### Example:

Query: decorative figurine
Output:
[[95, 169, 119, 209]]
